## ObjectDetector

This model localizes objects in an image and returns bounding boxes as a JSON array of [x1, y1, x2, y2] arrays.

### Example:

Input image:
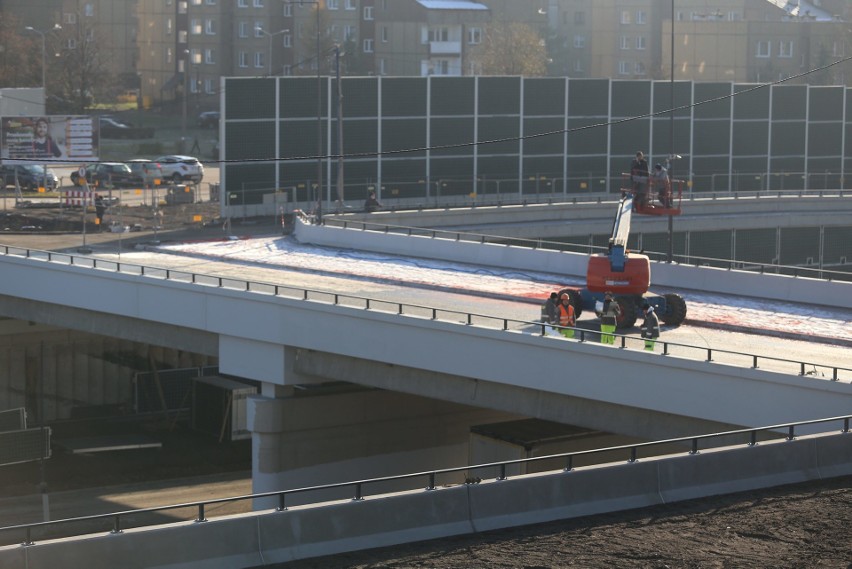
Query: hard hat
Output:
[[561, 293, 570, 300]]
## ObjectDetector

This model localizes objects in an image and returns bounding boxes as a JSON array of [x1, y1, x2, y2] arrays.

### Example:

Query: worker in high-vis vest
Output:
[[599, 291, 621, 345], [557, 293, 576, 339]]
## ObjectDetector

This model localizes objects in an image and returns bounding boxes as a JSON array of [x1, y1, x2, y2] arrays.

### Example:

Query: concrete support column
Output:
[[247, 389, 288, 509]]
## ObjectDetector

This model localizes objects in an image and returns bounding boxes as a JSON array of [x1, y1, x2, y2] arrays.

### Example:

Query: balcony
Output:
[[429, 40, 461, 55]]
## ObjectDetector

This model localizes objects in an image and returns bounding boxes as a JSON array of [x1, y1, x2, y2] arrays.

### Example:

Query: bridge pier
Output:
[[247, 380, 520, 510]]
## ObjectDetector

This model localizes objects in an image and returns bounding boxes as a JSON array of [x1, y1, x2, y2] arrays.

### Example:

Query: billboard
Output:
[[0, 116, 99, 164]]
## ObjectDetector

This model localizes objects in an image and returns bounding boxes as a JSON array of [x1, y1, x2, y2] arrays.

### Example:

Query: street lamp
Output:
[[24, 23, 61, 97], [255, 27, 289, 76]]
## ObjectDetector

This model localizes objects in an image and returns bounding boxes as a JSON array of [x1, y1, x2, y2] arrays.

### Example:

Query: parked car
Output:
[[99, 116, 154, 139], [126, 159, 165, 186], [70, 162, 142, 188], [197, 111, 220, 129], [154, 155, 204, 183], [0, 164, 59, 191]]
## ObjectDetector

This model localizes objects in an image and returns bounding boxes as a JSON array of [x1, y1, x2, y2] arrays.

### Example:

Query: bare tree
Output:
[[48, 13, 115, 114], [296, 6, 336, 76], [0, 13, 41, 88], [477, 22, 547, 77]]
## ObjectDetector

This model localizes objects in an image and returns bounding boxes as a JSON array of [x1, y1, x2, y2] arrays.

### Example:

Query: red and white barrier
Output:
[[63, 190, 93, 206]]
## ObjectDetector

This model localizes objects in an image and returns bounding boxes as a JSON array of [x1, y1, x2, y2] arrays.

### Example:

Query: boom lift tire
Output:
[[615, 297, 638, 329], [661, 293, 687, 325]]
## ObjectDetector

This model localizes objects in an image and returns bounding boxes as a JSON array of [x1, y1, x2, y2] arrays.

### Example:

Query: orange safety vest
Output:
[[558, 303, 575, 327]]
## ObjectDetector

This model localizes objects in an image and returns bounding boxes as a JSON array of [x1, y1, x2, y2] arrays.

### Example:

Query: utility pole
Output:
[[335, 45, 344, 211]]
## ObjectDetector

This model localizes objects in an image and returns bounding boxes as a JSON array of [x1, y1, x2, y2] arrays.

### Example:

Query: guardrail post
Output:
[[690, 439, 699, 455], [23, 527, 33, 546], [706, 349, 713, 362], [748, 431, 758, 446], [564, 455, 573, 472], [195, 504, 207, 522], [426, 473, 436, 491], [629, 448, 637, 463], [752, 356, 758, 369], [799, 363, 805, 376], [276, 493, 287, 511], [497, 464, 507, 481], [353, 483, 364, 501], [843, 418, 849, 433], [786, 426, 795, 441], [111, 514, 123, 534]]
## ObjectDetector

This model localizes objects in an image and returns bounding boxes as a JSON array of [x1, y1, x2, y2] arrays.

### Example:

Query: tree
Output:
[[477, 22, 547, 76], [47, 13, 115, 114], [295, 6, 336, 76], [0, 13, 41, 88]]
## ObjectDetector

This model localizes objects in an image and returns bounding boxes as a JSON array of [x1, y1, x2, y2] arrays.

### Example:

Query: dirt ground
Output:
[[274, 475, 852, 569], [0, 200, 223, 234]]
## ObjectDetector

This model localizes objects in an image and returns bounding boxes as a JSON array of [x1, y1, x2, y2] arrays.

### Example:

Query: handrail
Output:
[[2, 414, 849, 545], [0, 244, 849, 383], [320, 214, 852, 283]]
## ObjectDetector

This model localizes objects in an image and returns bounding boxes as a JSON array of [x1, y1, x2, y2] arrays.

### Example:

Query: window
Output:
[[620, 11, 631, 25], [573, 35, 585, 48], [363, 38, 374, 53], [166, 18, 173, 34], [254, 51, 264, 68], [573, 59, 583, 73], [328, 0, 339, 8], [254, 0, 264, 6], [204, 48, 215, 63], [283, 65, 292, 75], [381, 26, 389, 43], [66, 38, 77, 49], [618, 61, 630, 75], [206, 0, 217, 5], [205, 19, 216, 35], [238, 0, 248, 7], [634, 61, 646, 75], [636, 11, 646, 24], [178, 30, 188, 43], [239, 21, 249, 37], [636, 36, 646, 50], [468, 27, 481, 44], [190, 49, 202, 64], [239, 52, 248, 67], [427, 27, 449, 42], [756, 40, 770, 58], [283, 34, 292, 48], [166, 47, 173, 63], [620, 36, 631, 50], [345, 25, 356, 40], [178, 1, 187, 13], [64, 12, 77, 24], [346, 0, 357, 9], [255, 21, 264, 37], [191, 0, 202, 4], [191, 19, 202, 35], [574, 11, 585, 25], [84, 3, 94, 16], [284, 3, 292, 17], [363, 6, 373, 20], [778, 40, 793, 58], [728, 11, 740, 21], [204, 79, 214, 94]]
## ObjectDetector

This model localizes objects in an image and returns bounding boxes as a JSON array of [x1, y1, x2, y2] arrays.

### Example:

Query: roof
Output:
[[415, 0, 488, 10]]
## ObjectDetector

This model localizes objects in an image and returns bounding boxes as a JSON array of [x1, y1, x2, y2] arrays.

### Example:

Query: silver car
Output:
[[153, 155, 204, 183]]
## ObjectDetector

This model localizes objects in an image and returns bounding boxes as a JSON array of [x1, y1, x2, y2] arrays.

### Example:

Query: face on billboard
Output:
[[0, 116, 99, 165]]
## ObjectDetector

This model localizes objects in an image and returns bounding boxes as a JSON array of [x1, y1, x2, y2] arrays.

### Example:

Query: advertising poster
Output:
[[0, 116, 99, 164]]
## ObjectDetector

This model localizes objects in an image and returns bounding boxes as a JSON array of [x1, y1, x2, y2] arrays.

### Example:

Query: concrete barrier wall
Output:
[[2, 431, 848, 569], [294, 220, 852, 309]]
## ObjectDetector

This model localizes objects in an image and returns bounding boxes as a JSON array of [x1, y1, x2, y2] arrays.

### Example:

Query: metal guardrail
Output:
[[1, 414, 849, 546], [1, 244, 849, 382], [321, 203, 852, 283]]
